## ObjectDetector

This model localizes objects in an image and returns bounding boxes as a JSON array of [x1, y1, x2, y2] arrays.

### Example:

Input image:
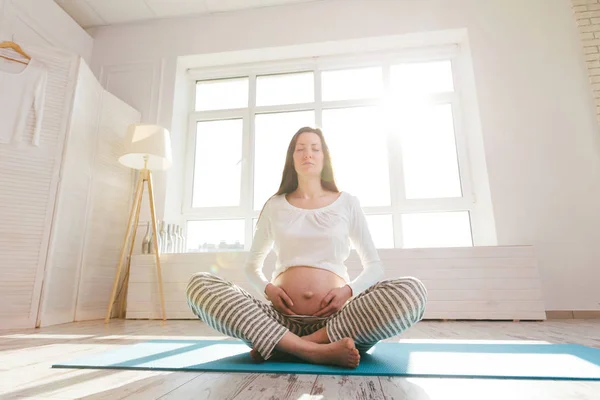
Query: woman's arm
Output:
[[347, 195, 385, 296], [243, 199, 274, 298]]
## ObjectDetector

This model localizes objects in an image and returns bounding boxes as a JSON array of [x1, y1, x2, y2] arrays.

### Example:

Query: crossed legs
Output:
[[186, 273, 427, 367]]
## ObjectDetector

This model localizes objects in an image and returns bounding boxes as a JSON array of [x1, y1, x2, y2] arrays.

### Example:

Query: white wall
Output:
[[0, 0, 93, 64], [572, 0, 600, 125], [88, 0, 600, 311]]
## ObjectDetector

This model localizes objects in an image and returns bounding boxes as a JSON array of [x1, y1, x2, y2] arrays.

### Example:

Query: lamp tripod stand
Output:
[[105, 160, 166, 323]]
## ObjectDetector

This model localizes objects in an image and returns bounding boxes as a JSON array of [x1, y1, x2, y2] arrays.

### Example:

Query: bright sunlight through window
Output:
[[185, 50, 480, 252]]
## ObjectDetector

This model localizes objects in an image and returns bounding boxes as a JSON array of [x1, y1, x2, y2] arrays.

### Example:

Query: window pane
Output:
[[365, 214, 394, 249], [254, 111, 315, 210], [256, 72, 314, 106], [186, 220, 245, 252], [322, 67, 383, 101], [402, 211, 472, 248], [321, 107, 391, 207], [390, 60, 454, 97], [193, 119, 242, 207], [195, 78, 248, 111], [399, 103, 462, 199]]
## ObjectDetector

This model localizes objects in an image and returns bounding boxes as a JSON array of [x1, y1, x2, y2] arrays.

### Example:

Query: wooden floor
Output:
[[0, 319, 599, 399]]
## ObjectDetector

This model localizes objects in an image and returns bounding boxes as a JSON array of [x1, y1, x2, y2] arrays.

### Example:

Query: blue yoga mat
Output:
[[52, 339, 600, 380]]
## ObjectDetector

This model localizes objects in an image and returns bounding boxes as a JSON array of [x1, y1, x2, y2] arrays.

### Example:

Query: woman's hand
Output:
[[265, 283, 296, 315], [313, 285, 353, 317]]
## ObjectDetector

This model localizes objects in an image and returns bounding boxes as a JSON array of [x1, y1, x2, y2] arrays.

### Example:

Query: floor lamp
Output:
[[105, 124, 172, 323]]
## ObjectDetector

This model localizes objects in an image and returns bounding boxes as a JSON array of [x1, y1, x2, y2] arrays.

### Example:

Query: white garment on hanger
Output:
[[0, 57, 48, 146]]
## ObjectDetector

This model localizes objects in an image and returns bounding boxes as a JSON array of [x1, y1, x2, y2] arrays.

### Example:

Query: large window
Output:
[[183, 49, 483, 252]]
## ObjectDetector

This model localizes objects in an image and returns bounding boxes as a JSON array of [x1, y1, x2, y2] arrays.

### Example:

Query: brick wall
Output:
[[573, 0, 600, 122]]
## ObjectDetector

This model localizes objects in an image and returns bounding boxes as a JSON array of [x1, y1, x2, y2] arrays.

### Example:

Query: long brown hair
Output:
[[275, 126, 338, 196], [256, 126, 339, 224]]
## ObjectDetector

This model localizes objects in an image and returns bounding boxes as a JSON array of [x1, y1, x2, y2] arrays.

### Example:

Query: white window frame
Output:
[[182, 44, 491, 250]]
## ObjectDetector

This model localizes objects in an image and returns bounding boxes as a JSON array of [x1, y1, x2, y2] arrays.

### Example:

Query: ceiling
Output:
[[55, 0, 324, 29]]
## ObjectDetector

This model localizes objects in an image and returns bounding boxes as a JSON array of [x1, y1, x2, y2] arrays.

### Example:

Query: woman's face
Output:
[[293, 131, 324, 178]]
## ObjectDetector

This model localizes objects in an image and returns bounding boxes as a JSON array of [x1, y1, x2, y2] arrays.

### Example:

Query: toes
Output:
[[348, 350, 360, 367]]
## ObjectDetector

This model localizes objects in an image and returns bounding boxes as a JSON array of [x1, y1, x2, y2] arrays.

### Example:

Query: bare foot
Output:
[[305, 338, 360, 368], [250, 348, 288, 362], [301, 328, 330, 344], [250, 333, 324, 362], [250, 348, 263, 362]]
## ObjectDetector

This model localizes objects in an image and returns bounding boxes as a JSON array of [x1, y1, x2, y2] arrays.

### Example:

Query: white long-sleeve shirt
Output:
[[244, 191, 385, 298], [0, 57, 47, 146]]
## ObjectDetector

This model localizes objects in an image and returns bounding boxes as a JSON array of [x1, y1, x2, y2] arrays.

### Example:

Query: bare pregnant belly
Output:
[[273, 266, 347, 316]]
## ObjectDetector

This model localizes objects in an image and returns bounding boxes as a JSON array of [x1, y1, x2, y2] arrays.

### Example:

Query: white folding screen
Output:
[[0, 46, 78, 330], [0, 45, 140, 330], [37, 61, 100, 327], [75, 83, 140, 322]]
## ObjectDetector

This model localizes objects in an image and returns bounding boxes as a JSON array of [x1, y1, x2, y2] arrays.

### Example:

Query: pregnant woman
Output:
[[186, 127, 428, 368]]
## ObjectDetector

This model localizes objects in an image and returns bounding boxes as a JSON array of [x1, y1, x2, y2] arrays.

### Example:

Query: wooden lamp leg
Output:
[[105, 171, 145, 323], [146, 169, 167, 321], [106, 168, 167, 322], [118, 174, 145, 318]]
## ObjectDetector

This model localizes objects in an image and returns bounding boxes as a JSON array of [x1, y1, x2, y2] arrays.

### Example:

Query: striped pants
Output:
[[185, 272, 427, 360]]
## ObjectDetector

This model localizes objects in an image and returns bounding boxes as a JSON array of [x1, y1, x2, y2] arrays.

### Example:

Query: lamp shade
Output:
[[119, 124, 172, 171]]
